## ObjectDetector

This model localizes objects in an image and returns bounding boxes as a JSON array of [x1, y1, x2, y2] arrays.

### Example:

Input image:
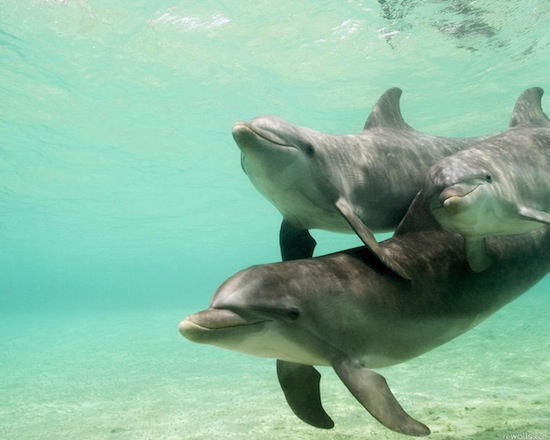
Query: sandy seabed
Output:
[[1, 292, 548, 440]]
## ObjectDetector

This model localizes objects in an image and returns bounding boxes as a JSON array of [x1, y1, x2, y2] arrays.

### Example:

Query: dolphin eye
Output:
[[285, 308, 300, 321], [304, 143, 315, 156], [485, 174, 492, 182]]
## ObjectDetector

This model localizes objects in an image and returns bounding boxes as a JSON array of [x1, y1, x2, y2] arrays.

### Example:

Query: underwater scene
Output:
[[1, 1, 549, 439]]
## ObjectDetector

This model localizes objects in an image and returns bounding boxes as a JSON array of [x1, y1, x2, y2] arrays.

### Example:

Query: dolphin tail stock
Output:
[[332, 356, 430, 437], [509, 87, 550, 128], [276, 360, 335, 429], [279, 220, 317, 261], [335, 197, 411, 280]]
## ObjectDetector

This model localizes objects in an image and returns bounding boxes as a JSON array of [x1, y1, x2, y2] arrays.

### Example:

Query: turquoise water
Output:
[[1, 1, 549, 438]]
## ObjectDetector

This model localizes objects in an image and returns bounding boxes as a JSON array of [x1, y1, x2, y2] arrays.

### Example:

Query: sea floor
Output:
[[1, 291, 549, 440]]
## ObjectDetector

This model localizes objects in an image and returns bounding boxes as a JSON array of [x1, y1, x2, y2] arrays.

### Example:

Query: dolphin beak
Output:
[[232, 121, 291, 149], [442, 196, 463, 215], [179, 308, 267, 343], [232, 122, 257, 149], [438, 187, 465, 215], [438, 183, 481, 215]]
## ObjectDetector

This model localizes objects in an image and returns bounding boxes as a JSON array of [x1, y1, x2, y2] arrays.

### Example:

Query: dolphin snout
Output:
[[438, 182, 482, 215], [439, 185, 473, 215], [181, 309, 252, 331], [232, 117, 292, 149], [179, 308, 265, 343], [179, 316, 202, 341], [232, 122, 256, 148], [441, 195, 463, 215]]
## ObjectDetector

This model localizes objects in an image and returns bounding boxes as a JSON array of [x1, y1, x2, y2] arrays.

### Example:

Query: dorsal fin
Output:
[[509, 87, 550, 128], [364, 87, 414, 131]]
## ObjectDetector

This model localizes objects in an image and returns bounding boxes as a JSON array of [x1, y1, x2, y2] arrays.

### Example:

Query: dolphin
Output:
[[179, 191, 550, 436], [231, 87, 501, 278], [424, 87, 550, 272]]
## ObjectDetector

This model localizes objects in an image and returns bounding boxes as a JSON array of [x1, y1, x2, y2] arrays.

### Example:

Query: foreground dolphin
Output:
[[424, 87, 550, 272], [179, 192, 550, 436], [232, 87, 501, 278]]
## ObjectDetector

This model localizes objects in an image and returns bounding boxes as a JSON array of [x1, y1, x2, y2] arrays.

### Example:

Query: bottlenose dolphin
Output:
[[232, 87, 500, 278], [179, 192, 550, 436], [424, 87, 550, 272]]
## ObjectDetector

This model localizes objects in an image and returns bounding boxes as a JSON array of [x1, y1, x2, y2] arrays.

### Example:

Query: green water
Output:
[[1, 1, 549, 438]]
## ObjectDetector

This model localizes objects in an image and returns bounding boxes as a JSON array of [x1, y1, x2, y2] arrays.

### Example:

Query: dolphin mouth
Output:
[[232, 122, 296, 149], [179, 308, 269, 342], [438, 183, 482, 214]]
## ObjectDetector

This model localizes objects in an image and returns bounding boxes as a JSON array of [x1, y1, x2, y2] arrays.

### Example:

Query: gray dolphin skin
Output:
[[424, 87, 550, 272], [231, 87, 499, 279], [179, 192, 550, 436]]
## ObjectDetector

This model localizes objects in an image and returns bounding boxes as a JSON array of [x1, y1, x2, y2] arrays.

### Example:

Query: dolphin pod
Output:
[[424, 87, 550, 272], [180, 87, 549, 436], [232, 87, 506, 278]]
